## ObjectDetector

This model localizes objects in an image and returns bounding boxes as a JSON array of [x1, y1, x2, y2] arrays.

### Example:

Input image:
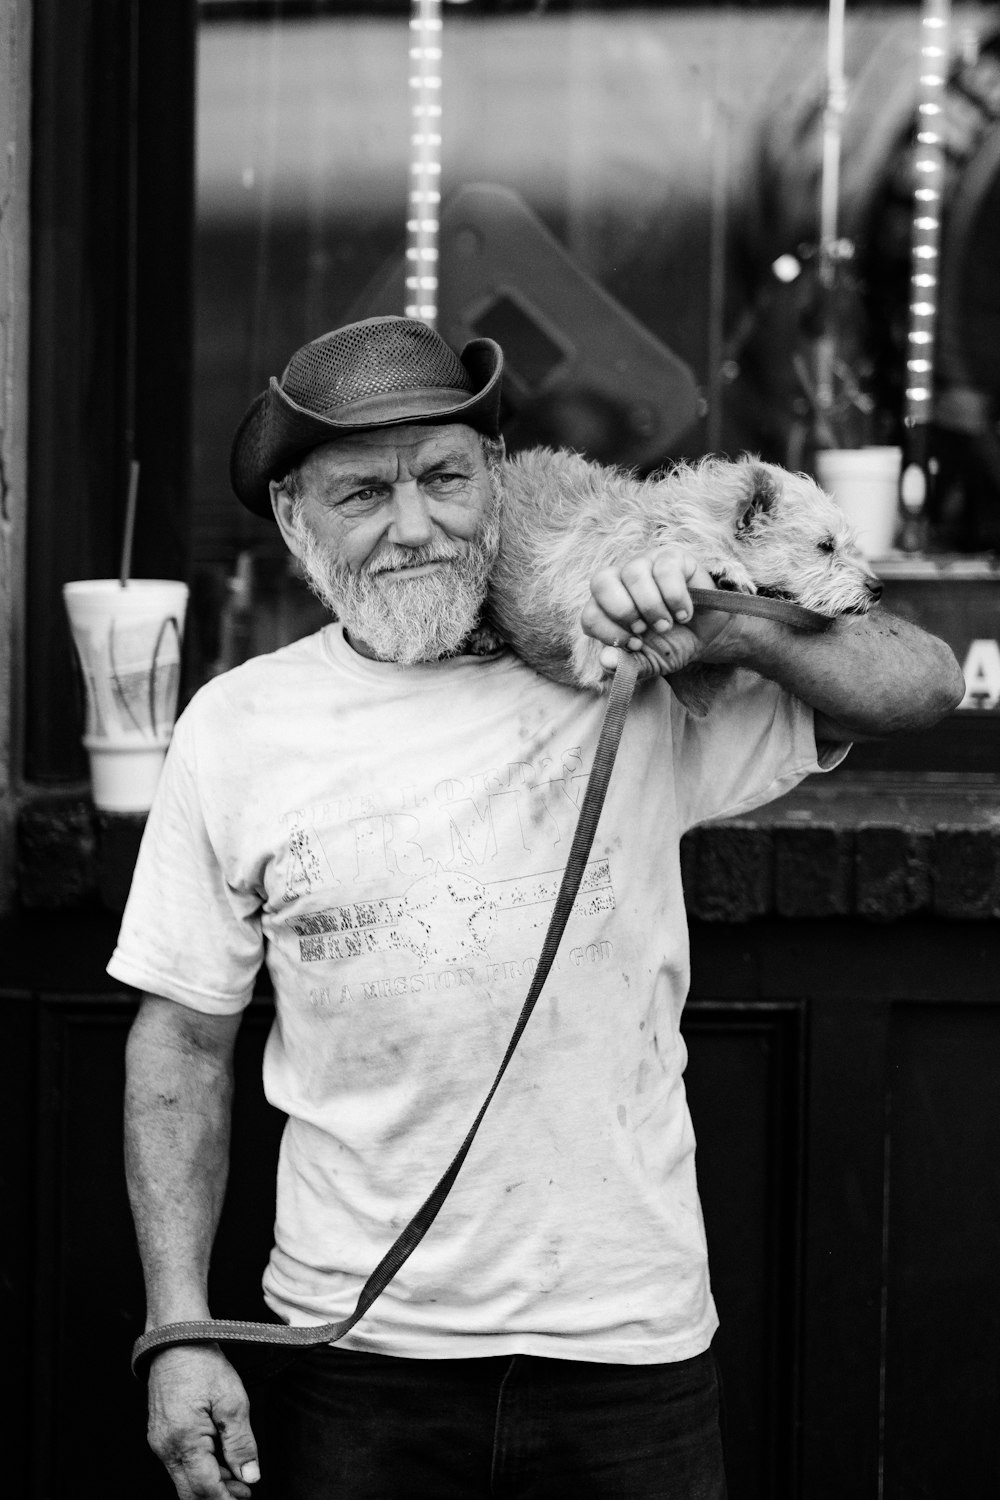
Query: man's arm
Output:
[[125, 995, 260, 1500], [701, 606, 962, 742], [583, 547, 965, 740]]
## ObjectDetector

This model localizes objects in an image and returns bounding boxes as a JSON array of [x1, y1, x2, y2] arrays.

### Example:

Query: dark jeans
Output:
[[245, 1343, 727, 1500]]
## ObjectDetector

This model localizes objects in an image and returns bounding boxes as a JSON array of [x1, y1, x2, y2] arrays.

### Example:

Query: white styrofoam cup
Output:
[[814, 447, 902, 559], [62, 578, 189, 813]]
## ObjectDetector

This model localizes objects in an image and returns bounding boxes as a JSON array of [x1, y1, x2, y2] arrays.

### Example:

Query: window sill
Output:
[[683, 773, 1000, 922], [16, 788, 146, 915], [13, 776, 1000, 923]]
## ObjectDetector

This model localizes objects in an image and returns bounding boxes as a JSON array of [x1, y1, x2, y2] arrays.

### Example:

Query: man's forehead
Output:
[[302, 423, 481, 476]]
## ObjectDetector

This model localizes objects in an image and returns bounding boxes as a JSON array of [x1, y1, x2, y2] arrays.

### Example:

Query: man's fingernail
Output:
[[631, 620, 647, 634], [241, 1461, 261, 1483], [654, 618, 672, 633], [675, 609, 690, 623]]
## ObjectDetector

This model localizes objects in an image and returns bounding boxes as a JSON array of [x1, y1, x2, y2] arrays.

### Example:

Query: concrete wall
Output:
[[0, 0, 29, 911]]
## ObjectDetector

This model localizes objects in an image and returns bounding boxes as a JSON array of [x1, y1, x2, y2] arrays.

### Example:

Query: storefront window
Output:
[[192, 0, 1000, 770]]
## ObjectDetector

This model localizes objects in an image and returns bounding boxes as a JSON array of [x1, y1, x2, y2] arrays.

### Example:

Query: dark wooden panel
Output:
[[797, 996, 891, 1500], [10, 910, 1000, 1498], [689, 917, 1000, 1006], [0, 993, 36, 1498], [883, 1004, 1000, 1498], [683, 1001, 805, 1500]]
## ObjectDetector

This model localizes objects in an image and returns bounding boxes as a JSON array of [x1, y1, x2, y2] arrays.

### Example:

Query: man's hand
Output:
[[126, 999, 251, 1494], [581, 542, 964, 735], [147, 1345, 260, 1500], [581, 546, 736, 678]]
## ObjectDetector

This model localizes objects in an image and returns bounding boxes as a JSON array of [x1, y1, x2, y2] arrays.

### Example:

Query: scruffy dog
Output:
[[486, 448, 883, 714]]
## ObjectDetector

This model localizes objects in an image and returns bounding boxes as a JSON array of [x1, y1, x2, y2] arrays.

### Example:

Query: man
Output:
[[113, 316, 963, 1500]]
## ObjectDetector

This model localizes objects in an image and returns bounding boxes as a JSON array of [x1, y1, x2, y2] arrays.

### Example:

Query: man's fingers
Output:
[[161, 1443, 254, 1500], [588, 566, 653, 636], [599, 644, 665, 680], [622, 554, 693, 629], [218, 1463, 255, 1500], [162, 1437, 235, 1500], [648, 552, 698, 627], [589, 550, 705, 637], [218, 1408, 261, 1494], [640, 627, 704, 676], [581, 596, 647, 651], [599, 629, 702, 680]]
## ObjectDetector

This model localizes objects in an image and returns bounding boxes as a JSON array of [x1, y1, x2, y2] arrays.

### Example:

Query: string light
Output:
[[904, 1, 950, 431], [405, 0, 443, 325]]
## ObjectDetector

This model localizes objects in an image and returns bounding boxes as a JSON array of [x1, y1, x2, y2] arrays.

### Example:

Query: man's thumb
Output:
[[218, 1419, 260, 1485]]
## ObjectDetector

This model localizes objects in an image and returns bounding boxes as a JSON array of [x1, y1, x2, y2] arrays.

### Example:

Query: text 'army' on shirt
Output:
[[278, 745, 590, 889]]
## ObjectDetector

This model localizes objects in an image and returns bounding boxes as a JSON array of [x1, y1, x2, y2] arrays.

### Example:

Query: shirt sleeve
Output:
[[106, 707, 265, 1013], [670, 667, 850, 833]]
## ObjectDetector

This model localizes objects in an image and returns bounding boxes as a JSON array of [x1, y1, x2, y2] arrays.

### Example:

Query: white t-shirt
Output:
[[109, 625, 843, 1364]]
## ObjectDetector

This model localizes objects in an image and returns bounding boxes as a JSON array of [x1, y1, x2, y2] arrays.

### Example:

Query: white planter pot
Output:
[[814, 447, 902, 560]]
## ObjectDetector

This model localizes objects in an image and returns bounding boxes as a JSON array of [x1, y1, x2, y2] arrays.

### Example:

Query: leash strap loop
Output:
[[687, 588, 833, 632]]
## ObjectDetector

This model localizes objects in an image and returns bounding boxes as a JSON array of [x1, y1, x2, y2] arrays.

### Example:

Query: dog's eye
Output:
[[818, 538, 836, 554]]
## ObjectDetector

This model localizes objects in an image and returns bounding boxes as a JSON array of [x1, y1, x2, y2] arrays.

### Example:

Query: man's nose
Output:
[[387, 483, 435, 547]]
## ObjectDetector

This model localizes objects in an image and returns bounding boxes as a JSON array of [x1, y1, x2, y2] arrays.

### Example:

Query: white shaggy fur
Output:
[[485, 447, 881, 713]]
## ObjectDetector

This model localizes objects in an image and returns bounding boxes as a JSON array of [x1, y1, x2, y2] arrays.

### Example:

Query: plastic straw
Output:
[[814, 0, 847, 426], [120, 459, 140, 588]]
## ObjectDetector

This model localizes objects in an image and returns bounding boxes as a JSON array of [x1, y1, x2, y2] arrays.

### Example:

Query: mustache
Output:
[[364, 544, 463, 576]]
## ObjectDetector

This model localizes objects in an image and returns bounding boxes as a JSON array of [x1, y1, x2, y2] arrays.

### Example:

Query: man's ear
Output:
[[271, 480, 303, 558], [736, 462, 780, 532]]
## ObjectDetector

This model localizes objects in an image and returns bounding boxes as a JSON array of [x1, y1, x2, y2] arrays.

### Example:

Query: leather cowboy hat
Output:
[[230, 315, 504, 516]]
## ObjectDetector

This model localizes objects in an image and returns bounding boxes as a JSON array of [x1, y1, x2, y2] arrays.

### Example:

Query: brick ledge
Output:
[[16, 789, 146, 914], [14, 780, 1000, 921], [683, 775, 1000, 921]]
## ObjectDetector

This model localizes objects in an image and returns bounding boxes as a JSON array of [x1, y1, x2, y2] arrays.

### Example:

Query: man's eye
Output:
[[427, 471, 466, 487], [342, 487, 384, 506]]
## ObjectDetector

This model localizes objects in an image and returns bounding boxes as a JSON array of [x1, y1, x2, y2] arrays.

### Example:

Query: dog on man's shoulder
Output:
[[486, 447, 883, 717]]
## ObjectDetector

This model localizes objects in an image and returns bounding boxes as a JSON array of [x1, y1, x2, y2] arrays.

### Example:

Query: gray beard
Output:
[[293, 508, 501, 666]]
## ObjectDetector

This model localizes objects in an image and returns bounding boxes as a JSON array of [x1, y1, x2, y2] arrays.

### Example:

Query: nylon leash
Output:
[[130, 588, 833, 1378], [686, 589, 833, 633]]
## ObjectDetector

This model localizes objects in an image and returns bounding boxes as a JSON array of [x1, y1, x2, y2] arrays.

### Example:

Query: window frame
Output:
[[25, 0, 196, 785]]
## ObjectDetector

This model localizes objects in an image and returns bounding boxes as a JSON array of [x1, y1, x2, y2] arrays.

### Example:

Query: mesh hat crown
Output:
[[230, 316, 504, 515]]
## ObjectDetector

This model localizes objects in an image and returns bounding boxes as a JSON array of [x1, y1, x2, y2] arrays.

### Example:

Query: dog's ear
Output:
[[735, 463, 780, 531]]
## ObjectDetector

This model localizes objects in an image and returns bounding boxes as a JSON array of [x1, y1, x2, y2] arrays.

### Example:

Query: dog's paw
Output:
[[463, 620, 505, 656], [708, 570, 758, 596]]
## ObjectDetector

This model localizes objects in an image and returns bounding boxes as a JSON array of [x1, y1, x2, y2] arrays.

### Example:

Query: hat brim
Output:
[[230, 337, 504, 517]]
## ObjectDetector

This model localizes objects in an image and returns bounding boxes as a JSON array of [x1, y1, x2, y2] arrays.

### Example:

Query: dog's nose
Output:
[[866, 576, 883, 603]]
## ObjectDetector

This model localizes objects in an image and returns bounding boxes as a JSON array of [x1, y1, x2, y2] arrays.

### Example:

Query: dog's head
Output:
[[712, 457, 883, 616]]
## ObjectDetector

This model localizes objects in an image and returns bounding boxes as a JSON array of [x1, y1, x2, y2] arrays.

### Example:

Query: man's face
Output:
[[271, 424, 501, 664]]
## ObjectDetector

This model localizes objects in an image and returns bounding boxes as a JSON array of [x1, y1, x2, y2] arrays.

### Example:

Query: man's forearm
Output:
[[710, 606, 965, 737], [124, 997, 238, 1328]]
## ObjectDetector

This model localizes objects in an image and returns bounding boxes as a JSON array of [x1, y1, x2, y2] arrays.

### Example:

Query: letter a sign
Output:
[[959, 639, 1000, 711]]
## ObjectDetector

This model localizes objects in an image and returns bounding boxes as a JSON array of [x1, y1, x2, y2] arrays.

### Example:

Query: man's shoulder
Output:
[[181, 630, 330, 724]]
